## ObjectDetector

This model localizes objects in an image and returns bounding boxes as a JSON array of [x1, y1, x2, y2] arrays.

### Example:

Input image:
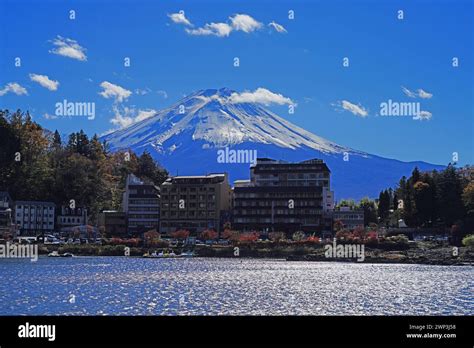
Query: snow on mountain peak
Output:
[[102, 88, 364, 156]]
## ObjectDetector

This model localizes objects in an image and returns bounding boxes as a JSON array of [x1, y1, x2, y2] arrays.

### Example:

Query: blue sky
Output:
[[0, 0, 472, 165]]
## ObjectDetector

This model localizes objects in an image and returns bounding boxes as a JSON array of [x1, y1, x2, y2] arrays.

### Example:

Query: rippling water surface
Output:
[[0, 257, 472, 315]]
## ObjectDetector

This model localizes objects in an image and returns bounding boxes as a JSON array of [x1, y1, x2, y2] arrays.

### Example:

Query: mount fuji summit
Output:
[[102, 88, 443, 199]]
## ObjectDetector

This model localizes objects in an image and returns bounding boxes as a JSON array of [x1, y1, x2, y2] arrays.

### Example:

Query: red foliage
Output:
[[352, 226, 366, 241], [305, 235, 320, 244], [238, 232, 259, 243], [366, 231, 378, 240], [200, 229, 218, 241], [335, 229, 353, 241], [171, 229, 190, 240]]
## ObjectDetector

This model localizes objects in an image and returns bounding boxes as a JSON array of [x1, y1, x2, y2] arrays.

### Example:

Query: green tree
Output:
[[359, 197, 377, 226]]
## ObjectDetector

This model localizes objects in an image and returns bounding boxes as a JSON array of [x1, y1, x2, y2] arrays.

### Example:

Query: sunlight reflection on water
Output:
[[0, 257, 472, 315]]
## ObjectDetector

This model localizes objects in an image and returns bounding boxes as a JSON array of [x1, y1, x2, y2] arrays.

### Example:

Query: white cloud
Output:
[[413, 110, 432, 121], [268, 21, 287, 33], [43, 113, 58, 120], [29, 73, 59, 91], [338, 100, 368, 117], [402, 86, 433, 99], [49, 36, 87, 61], [168, 11, 192, 26], [110, 106, 157, 128], [184, 13, 263, 37], [417, 89, 433, 99], [228, 88, 294, 106], [401, 86, 416, 98], [230, 14, 262, 33], [0, 82, 28, 96], [186, 22, 232, 37], [135, 88, 151, 95], [157, 90, 168, 98], [99, 81, 132, 103]]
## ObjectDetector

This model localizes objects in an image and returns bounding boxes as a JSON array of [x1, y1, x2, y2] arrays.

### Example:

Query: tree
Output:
[[333, 219, 344, 232], [238, 232, 259, 243], [413, 181, 434, 226], [52, 130, 62, 148], [144, 229, 161, 246], [436, 165, 465, 226], [359, 197, 377, 226], [292, 231, 306, 241], [137, 151, 168, 186], [200, 229, 218, 241], [378, 190, 390, 221], [462, 182, 474, 216], [171, 229, 190, 240], [269, 231, 285, 242]]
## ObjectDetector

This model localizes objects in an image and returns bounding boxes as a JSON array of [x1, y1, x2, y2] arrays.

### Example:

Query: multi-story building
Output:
[[98, 211, 127, 238], [333, 206, 365, 230], [14, 201, 55, 236], [122, 174, 160, 236], [0, 192, 14, 239], [57, 206, 88, 231], [233, 158, 334, 235], [160, 174, 231, 235]]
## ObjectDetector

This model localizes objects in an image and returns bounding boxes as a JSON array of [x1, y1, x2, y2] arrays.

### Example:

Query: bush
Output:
[[269, 232, 285, 242], [200, 229, 218, 241], [292, 231, 306, 241], [462, 234, 474, 248], [171, 229, 190, 240], [386, 234, 409, 244], [378, 234, 409, 250], [305, 235, 320, 244], [238, 232, 259, 243]]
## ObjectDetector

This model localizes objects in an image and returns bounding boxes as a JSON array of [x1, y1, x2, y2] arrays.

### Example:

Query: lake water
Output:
[[0, 257, 472, 315]]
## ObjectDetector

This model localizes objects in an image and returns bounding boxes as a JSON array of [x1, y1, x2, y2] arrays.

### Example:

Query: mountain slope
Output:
[[102, 88, 444, 199]]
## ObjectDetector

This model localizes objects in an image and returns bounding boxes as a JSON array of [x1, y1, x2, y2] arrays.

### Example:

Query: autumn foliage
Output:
[[171, 229, 190, 240], [200, 229, 218, 241]]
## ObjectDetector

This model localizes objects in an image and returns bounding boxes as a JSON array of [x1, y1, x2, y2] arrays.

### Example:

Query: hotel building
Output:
[[14, 201, 55, 236], [233, 158, 334, 235], [159, 174, 231, 235], [122, 174, 160, 236]]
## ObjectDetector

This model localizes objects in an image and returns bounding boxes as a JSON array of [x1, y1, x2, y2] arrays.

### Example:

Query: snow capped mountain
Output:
[[104, 88, 360, 155], [102, 88, 444, 199]]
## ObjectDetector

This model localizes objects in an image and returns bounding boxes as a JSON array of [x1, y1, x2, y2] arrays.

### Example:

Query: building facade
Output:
[[333, 206, 365, 230], [0, 192, 14, 239], [233, 158, 334, 235], [122, 174, 160, 236], [160, 174, 231, 235], [14, 201, 55, 236], [57, 206, 88, 231], [98, 211, 127, 238]]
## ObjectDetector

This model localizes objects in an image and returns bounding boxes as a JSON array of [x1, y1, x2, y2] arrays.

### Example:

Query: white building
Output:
[[333, 206, 365, 230], [15, 201, 55, 235], [57, 206, 88, 231]]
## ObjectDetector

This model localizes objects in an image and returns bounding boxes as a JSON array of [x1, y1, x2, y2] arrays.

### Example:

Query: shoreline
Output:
[[34, 241, 474, 266]]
